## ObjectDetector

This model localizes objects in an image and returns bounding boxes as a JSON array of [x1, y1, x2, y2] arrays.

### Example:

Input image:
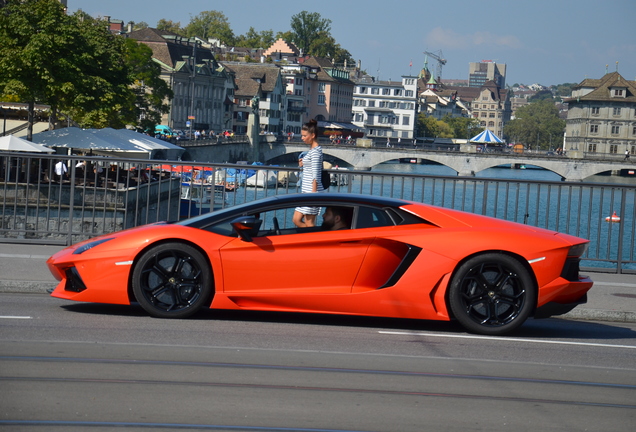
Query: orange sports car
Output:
[[47, 193, 593, 335]]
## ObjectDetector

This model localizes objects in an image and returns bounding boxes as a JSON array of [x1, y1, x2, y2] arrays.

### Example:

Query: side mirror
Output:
[[230, 215, 262, 242]]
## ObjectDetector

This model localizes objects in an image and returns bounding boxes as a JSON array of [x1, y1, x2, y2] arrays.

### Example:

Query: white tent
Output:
[[0, 135, 54, 153], [469, 129, 504, 144], [31, 127, 184, 159]]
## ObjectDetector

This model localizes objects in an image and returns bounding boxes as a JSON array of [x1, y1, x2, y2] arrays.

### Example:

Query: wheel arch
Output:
[[444, 249, 539, 321], [127, 238, 215, 307]]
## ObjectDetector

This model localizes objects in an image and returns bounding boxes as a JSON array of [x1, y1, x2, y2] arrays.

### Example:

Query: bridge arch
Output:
[[191, 141, 631, 182]]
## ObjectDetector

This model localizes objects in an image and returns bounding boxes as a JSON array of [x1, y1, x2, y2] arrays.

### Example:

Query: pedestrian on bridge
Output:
[[293, 119, 324, 228], [625, 149, 630, 161]]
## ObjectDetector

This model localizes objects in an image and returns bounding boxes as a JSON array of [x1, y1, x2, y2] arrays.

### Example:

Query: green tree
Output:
[[235, 27, 275, 49], [156, 19, 183, 35], [0, 0, 93, 138], [308, 32, 353, 64], [289, 11, 332, 55], [0, 1, 172, 134], [133, 21, 149, 31], [504, 99, 565, 150], [442, 115, 482, 139], [417, 114, 453, 138], [528, 89, 554, 102], [184, 11, 235, 45], [553, 83, 577, 97]]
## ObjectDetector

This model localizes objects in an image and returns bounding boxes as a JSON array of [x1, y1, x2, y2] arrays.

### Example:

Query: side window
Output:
[[355, 206, 393, 229]]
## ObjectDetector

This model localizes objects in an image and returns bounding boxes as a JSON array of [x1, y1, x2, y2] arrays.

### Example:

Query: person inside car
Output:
[[322, 206, 353, 230]]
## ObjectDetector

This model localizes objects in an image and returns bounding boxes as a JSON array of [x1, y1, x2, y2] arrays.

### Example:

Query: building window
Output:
[[489, 112, 495, 118], [371, 88, 379, 95], [405, 90, 413, 97], [368, 100, 375, 107], [613, 89, 624, 97], [318, 94, 326, 105], [295, 78, 303, 85], [590, 124, 598, 133], [613, 107, 621, 116], [591, 107, 600, 115], [488, 121, 495, 127], [402, 115, 410, 125], [588, 143, 597, 152], [358, 86, 367, 94], [394, 89, 402, 96], [382, 88, 390, 95], [611, 125, 620, 135], [609, 144, 618, 154], [318, 83, 326, 93], [633, 126, 636, 136]]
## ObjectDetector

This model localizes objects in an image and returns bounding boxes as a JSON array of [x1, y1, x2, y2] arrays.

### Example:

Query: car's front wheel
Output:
[[132, 243, 212, 318], [448, 253, 535, 335]]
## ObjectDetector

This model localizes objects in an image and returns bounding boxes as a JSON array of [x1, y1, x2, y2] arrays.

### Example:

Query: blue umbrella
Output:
[[470, 129, 504, 144]]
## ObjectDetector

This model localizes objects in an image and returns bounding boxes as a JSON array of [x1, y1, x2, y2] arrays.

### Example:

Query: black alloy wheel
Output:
[[132, 243, 212, 318], [448, 253, 535, 335]]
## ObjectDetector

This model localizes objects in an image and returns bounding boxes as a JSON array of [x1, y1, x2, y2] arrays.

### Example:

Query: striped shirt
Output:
[[296, 145, 324, 215]]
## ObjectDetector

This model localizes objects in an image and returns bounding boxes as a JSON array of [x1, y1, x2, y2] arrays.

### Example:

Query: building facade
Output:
[[351, 76, 418, 140], [469, 81, 512, 138], [280, 64, 310, 136], [221, 63, 285, 135], [128, 29, 234, 133], [565, 72, 636, 156], [469, 61, 506, 89], [301, 57, 355, 125]]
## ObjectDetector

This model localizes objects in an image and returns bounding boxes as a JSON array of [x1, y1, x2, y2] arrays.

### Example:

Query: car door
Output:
[[218, 223, 374, 295]]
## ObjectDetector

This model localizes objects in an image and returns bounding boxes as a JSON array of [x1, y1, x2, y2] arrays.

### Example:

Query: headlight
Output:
[[73, 238, 114, 255], [568, 243, 588, 258]]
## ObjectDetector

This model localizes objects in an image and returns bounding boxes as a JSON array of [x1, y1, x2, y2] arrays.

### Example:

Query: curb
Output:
[[2, 281, 635, 324]]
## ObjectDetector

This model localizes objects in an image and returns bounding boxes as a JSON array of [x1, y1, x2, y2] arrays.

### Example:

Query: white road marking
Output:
[[379, 331, 636, 349], [0, 316, 32, 319]]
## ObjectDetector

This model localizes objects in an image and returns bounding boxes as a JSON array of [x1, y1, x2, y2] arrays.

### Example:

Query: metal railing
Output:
[[2, 151, 634, 273]]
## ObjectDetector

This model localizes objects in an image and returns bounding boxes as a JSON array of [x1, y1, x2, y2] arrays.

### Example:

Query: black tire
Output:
[[132, 243, 212, 319], [448, 253, 535, 335]]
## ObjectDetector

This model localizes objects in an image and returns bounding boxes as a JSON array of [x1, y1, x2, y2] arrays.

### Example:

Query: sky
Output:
[[68, 0, 636, 87]]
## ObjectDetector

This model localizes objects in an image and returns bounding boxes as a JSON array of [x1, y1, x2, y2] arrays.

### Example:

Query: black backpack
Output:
[[321, 169, 331, 189]]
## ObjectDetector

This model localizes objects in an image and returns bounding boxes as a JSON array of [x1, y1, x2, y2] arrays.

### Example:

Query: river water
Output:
[[225, 160, 635, 271]]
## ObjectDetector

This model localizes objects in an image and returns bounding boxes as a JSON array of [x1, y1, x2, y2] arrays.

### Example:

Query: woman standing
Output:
[[293, 119, 324, 227]]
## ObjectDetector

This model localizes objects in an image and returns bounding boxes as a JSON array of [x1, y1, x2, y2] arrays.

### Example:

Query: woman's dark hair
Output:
[[302, 119, 318, 137]]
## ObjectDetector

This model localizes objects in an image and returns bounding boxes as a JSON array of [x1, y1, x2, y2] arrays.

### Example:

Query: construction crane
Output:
[[423, 50, 447, 82]]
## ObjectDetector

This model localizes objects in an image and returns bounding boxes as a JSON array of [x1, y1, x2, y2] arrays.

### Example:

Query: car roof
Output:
[[178, 193, 412, 227]]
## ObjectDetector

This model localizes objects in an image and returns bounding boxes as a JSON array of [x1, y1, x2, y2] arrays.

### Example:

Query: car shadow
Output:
[[59, 303, 635, 340]]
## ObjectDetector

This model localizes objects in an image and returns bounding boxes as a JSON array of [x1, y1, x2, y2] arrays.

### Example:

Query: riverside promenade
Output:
[[1, 243, 635, 324]]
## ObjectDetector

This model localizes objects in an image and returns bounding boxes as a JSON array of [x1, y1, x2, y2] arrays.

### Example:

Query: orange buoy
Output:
[[605, 211, 621, 223]]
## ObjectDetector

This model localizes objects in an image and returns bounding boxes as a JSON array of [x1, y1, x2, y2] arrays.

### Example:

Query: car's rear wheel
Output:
[[448, 253, 535, 335], [132, 243, 212, 318]]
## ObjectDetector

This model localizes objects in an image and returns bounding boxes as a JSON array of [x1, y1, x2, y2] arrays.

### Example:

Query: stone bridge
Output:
[[182, 140, 634, 182]]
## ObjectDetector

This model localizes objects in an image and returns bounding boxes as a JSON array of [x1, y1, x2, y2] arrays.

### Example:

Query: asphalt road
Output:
[[1, 293, 635, 431]]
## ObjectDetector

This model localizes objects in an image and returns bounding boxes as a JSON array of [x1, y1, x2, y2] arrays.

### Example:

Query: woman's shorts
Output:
[[295, 206, 320, 215]]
